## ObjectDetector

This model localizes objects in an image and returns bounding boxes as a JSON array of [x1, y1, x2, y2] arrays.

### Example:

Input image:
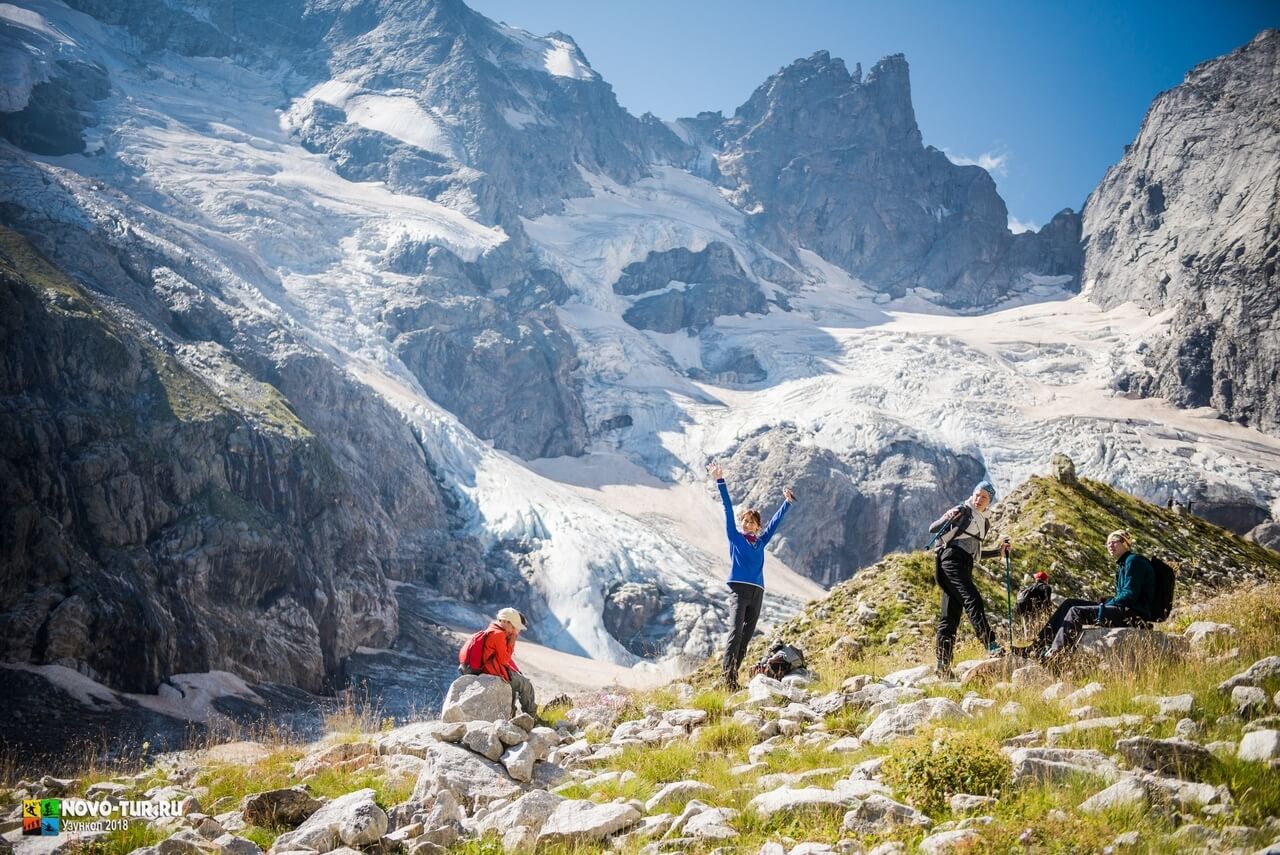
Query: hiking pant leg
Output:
[[934, 551, 964, 667], [723, 583, 763, 684], [1035, 598, 1096, 651], [1050, 603, 1107, 653], [939, 547, 996, 649], [508, 669, 535, 716]]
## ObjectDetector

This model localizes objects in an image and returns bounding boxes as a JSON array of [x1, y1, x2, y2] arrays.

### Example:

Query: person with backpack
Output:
[[929, 480, 1012, 680], [1015, 571, 1053, 619], [708, 463, 796, 691], [457, 607, 536, 717], [1013, 529, 1157, 663]]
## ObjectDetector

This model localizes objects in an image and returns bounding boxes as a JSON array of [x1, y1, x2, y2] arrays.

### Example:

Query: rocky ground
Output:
[[4, 581, 1278, 855]]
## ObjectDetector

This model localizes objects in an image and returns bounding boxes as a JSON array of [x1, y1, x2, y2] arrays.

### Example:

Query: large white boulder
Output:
[[1238, 730, 1280, 762], [746, 787, 851, 819], [410, 741, 522, 810], [861, 698, 969, 745], [1075, 628, 1188, 669], [535, 800, 640, 845], [1004, 747, 1121, 785], [441, 675, 512, 723], [475, 790, 564, 836]]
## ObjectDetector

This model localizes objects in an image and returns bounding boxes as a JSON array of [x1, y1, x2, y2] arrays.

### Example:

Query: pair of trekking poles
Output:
[[925, 517, 1016, 652]]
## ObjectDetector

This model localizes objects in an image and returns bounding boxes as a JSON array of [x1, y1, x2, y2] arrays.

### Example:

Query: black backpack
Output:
[[752, 641, 806, 680], [1148, 556, 1176, 622], [1015, 581, 1052, 616]]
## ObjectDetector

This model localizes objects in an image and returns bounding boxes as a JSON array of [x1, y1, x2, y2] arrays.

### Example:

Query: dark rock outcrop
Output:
[[615, 242, 768, 333], [700, 52, 1082, 307], [1082, 29, 1280, 434]]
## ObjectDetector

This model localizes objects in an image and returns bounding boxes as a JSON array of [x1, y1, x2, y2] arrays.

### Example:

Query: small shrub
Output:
[[883, 729, 1011, 815]]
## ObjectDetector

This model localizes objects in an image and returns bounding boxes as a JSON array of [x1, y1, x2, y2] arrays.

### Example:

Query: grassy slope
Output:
[[690, 474, 1280, 684]]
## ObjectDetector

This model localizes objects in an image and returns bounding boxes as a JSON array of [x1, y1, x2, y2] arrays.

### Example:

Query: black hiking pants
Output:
[[935, 546, 997, 667], [1032, 599, 1140, 654], [723, 582, 764, 688]]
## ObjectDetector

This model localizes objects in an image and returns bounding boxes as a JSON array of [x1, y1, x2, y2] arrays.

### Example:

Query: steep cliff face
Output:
[[1081, 29, 1280, 434], [701, 52, 1082, 308], [0, 229, 387, 692]]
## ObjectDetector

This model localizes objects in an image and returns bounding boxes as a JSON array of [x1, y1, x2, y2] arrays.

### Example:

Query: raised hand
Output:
[[707, 463, 724, 481], [783, 486, 797, 503]]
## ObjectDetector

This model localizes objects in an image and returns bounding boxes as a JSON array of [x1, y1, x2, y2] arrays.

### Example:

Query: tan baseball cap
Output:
[[496, 607, 527, 631]]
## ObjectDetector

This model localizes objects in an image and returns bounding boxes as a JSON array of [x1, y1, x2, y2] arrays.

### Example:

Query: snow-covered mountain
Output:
[[1, 0, 1278, 721]]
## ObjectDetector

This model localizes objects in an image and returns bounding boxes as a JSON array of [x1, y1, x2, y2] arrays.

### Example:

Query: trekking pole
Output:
[[1003, 545, 1015, 651], [923, 519, 953, 550]]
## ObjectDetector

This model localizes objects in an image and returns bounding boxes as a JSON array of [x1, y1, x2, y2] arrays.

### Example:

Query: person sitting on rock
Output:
[[708, 462, 796, 691], [1014, 529, 1155, 664], [929, 479, 1012, 680], [458, 607, 536, 717]]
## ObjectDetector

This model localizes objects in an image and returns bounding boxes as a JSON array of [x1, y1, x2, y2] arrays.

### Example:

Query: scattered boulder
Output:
[[270, 789, 387, 853], [1238, 730, 1280, 762], [1062, 682, 1104, 707], [861, 698, 969, 745], [293, 742, 375, 778], [1183, 622, 1237, 650], [240, 788, 320, 829], [1219, 657, 1280, 692], [681, 807, 739, 840], [212, 835, 260, 855], [1050, 453, 1077, 485], [959, 657, 1012, 686], [475, 791, 564, 837], [500, 741, 537, 783], [949, 794, 997, 813], [440, 676, 512, 724], [747, 675, 808, 704], [1115, 737, 1217, 780], [918, 829, 980, 854], [1046, 715, 1144, 746], [376, 721, 466, 756], [462, 722, 505, 761], [536, 800, 640, 845], [842, 795, 931, 834], [1233, 686, 1271, 718], [1078, 777, 1149, 813]]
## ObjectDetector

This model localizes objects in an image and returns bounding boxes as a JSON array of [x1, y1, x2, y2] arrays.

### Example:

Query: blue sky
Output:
[[468, 0, 1276, 231]]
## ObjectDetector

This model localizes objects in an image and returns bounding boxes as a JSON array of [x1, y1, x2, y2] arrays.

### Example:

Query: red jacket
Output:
[[471, 621, 520, 681]]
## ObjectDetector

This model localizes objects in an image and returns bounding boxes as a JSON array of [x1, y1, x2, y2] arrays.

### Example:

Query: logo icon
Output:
[[23, 798, 61, 836]]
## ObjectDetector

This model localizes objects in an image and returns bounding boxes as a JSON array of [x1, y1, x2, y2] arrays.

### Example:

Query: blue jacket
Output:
[[718, 479, 791, 588], [1105, 551, 1156, 619]]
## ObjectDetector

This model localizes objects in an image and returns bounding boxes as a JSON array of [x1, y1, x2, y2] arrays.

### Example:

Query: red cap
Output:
[[1034, 571, 1049, 582]]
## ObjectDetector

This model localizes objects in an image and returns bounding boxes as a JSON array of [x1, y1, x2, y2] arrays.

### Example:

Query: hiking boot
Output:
[[1011, 644, 1041, 660], [986, 643, 1007, 657]]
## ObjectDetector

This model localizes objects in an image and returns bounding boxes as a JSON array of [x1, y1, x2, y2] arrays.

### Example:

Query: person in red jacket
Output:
[[458, 607, 536, 716]]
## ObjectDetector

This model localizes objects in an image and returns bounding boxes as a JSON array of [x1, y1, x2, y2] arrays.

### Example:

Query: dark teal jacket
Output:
[[1105, 551, 1155, 619]]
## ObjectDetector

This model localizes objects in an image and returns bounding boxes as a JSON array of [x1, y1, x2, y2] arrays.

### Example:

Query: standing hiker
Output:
[[708, 463, 796, 691], [929, 480, 1013, 679], [457, 607, 537, 717]]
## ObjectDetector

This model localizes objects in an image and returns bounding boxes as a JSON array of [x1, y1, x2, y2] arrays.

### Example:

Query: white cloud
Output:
[[944, 148, 1008, 176], [1008, 215, 1038, 234]]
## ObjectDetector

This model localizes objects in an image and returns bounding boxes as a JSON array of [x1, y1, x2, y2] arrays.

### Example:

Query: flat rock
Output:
[[746, 675, 808, 704], [960, 657, 1013, 686], [746, 787, 851, 818], [882, 665, 934, 687], [861, 698, 969, 745], [1115, 736, 1217, 780], [1046, 715, 1144, 746], [536, 800, 640, 844], [1004, 747, 1120, 785], [1078, 777, 1149, 813], [681, 807, 738, 840], [949, 793, 997, 813], [1076, 628, 1188, 668], [440, 675, 512, 724]]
